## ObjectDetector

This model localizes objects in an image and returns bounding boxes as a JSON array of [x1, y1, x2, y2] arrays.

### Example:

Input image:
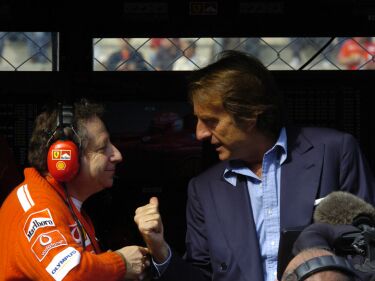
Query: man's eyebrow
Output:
[[196, 113, 214, 119], [201, 116, 218, 122]]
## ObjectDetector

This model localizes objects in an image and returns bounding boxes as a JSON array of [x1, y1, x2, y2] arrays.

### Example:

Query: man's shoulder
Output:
[[287, 127, 361, 157], [193, 161, 228, 182], [0, 178, 65, 241], [5, 172, 64, 216], [291, 126, 345, 135], [288, 126, 354, 143]]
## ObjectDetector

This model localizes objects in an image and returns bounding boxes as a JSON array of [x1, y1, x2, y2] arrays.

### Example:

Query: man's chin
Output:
[[218, 152, 230, 161], [102, 179, 114, 189]]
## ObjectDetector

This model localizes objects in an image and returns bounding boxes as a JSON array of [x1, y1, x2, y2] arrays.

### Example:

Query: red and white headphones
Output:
[[47, 103, 80, 182]]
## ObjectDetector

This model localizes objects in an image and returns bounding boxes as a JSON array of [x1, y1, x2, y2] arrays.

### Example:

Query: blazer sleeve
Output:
[[338, 132, 375, 204], [159, 177, 212, 281]]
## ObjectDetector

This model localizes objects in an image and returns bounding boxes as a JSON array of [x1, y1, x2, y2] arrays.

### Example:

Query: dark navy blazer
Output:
[[159, 127, 375, 281]]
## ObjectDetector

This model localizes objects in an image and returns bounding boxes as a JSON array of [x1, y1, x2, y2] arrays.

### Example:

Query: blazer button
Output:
[[220, 262, 228, 271]]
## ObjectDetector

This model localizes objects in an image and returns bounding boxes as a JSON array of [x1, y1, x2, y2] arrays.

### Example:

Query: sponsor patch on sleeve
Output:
[[46, 247, 81, 281], [69, 223, 92, 247], [31, 230, 67, 261], [24, 208, 55, 241]]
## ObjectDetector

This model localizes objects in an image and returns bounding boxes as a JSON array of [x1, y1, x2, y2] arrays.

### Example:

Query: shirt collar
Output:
[[272, 127, 287, 165], [223, 127, 288, 186]]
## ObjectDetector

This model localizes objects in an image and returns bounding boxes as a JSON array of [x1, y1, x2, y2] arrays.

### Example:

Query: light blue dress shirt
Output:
[[223, 127, 287, 281]]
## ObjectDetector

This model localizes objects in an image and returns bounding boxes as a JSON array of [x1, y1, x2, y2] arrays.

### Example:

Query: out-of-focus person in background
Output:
[[106, 39, 149, 71], [337, 37, 375, 70], [172, 39, 201, 71], [152, 38, 181, 71]]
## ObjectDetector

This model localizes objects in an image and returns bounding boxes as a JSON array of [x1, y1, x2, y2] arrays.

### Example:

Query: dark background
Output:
[[1, 0, 375, 254]]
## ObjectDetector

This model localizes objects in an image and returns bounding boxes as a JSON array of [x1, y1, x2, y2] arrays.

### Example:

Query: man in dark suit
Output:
[[134, 50, 375, 281]]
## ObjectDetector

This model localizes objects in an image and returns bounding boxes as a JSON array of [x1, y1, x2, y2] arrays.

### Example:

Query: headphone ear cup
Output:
[[47, 140, 80, 182]]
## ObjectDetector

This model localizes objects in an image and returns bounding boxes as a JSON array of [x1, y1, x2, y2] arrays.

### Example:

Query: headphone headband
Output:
[[57, 103, 74, 129], [47, 103, 81, 148]]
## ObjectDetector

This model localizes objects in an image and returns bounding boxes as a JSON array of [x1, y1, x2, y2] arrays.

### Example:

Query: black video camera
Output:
[[334, 215, 375, 274]]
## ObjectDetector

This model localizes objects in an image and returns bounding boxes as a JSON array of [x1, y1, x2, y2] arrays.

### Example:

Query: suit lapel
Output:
[[211, 176, 263, 281], [281, 128, 324, 228]]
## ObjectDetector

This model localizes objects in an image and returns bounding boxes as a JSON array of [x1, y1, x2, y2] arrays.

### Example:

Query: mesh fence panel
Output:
[[0, 32, 52, 71], [93, 37, 375, 71]]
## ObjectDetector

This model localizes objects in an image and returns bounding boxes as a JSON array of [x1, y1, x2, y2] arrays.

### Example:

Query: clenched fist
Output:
[[115, 245, 149, 280], [134, 197, 169, 263]]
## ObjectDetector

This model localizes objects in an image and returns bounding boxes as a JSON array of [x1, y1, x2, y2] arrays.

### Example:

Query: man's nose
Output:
[[196, 120, 212, 141], [111, 144, 123, 163]]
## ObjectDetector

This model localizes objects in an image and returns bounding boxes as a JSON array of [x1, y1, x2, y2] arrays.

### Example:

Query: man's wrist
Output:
[[151, 241, 170, 263], [291, 255, 358, 281], [115, 251, 128, 279], [152, 245, 172, 278]]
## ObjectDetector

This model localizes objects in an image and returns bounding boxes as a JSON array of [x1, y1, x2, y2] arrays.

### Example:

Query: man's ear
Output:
[[245, 110, 264, 133], [244, 118, 257, 133]]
